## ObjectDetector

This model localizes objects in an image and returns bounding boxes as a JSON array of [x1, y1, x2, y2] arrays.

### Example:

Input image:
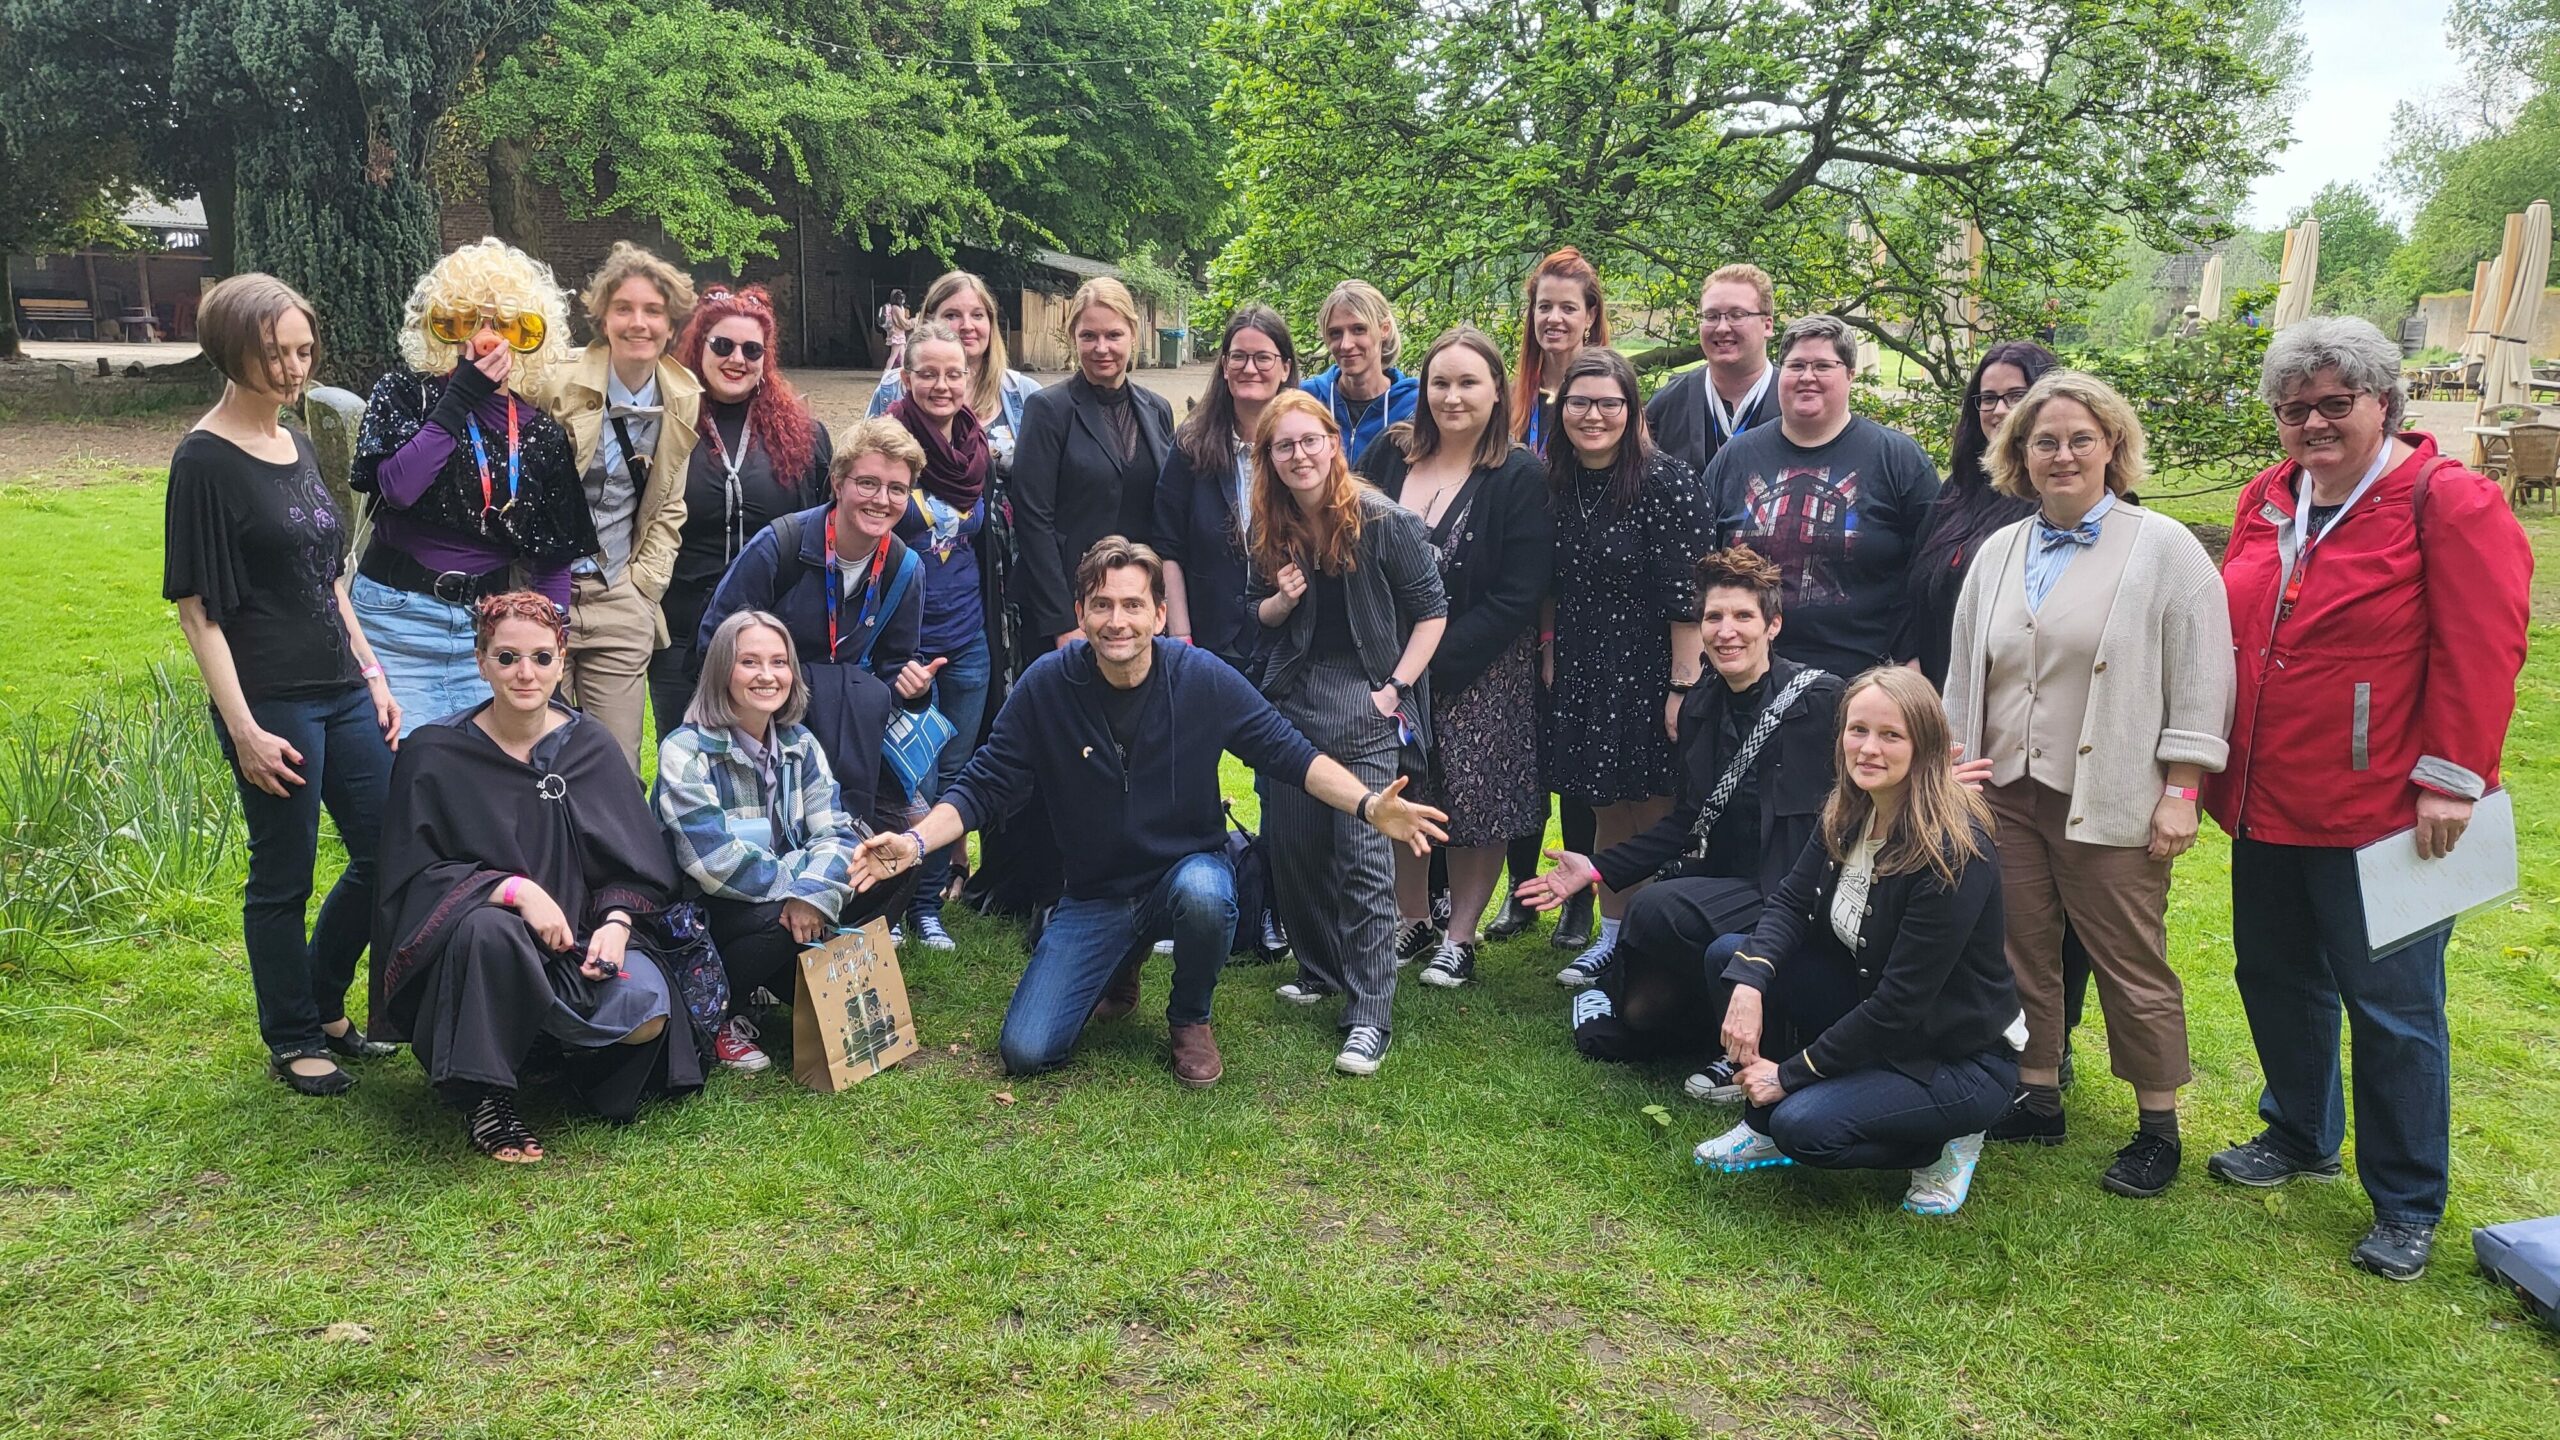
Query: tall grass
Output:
[[0, 667, 241, 976]]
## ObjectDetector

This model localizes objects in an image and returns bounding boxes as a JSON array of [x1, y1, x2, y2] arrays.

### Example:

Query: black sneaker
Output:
[[1393, 919, 1441, 968], [1334, 1024, 1390, 1076], [1684, 1058, 1744, 1103], [2351, 1221, 2436, 1282], [1418, 938, 1476, 989], [2205, 1134, 2344, 1188], [1987, 1092, 2066, 1146], [1554, 926, 1620, 989], [2101, 1130, 2182, 1198]]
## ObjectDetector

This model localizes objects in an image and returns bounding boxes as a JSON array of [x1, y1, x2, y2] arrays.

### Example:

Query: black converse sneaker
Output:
[[1419, 938, 1477, 988], [1684, 1058, 1745, 1103], [1334, 1024, 1390, 1075], [1393, 919, 1441, 968]]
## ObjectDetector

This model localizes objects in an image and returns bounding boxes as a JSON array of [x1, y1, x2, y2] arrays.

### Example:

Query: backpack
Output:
[[768, 510, 919, 666], [1223, 802, 1286, 963]]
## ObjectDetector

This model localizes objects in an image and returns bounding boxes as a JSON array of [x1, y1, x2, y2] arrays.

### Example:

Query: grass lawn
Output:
[[1, 468, 2557, 1438]]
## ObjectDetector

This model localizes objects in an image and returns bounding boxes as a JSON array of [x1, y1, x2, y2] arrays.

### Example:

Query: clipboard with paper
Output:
[[2354, 789, 2518, 955]]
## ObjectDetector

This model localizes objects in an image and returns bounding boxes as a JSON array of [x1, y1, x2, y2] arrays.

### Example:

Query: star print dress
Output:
[[1545, 451, 1713, 804]]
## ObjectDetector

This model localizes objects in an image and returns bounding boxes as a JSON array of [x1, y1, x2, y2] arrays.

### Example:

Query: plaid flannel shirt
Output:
[[653, 721, 860, 920]]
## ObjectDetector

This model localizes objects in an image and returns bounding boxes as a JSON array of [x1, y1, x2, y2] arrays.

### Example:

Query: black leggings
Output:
[[1506, 796, 1597, 888], [706, 871, 918, 1002]]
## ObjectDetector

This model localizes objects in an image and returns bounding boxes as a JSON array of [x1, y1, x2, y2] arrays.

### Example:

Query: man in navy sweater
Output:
[[853, 537, 1445, 1086]]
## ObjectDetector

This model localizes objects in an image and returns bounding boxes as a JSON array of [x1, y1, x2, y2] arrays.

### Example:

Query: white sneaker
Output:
[[1152, 938, 1175, 955], [1693, 1122, 1791, 1172], [1903, 1131, 1988, 1215]]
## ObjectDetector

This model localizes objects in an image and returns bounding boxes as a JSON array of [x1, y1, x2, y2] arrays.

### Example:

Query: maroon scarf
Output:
[[888, 394, 989, 511]]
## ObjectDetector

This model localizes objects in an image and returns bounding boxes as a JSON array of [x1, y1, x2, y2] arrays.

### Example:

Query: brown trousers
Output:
[[563, 570, 659, 771], [1987, 780, 2191, 1089]]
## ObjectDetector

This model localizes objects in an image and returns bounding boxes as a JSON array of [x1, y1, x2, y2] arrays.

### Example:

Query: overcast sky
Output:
[[2242, 0, 2466, 226]]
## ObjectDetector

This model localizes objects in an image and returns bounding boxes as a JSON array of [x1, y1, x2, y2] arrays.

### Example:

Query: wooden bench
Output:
[[15, 296, 98, 341]]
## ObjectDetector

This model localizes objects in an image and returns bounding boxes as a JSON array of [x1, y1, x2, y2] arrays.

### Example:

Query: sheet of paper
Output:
[[2356, 788, 2518, 955]]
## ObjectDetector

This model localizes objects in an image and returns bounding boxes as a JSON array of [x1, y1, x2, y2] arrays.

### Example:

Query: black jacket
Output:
[[1594, 659, 1841, 898], [1151, 436, 1260, 673], [1724, 819, 2017, 1093], [1359, 441, 1552, 696], [1249, 488, 1447, 699], [1009, 376, 1175, 640], [1644, 365, 1781, 483]]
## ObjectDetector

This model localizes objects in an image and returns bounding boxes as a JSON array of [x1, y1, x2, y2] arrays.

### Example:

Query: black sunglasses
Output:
[[491, 649, 560, 669], [706, 336, 767, 362]]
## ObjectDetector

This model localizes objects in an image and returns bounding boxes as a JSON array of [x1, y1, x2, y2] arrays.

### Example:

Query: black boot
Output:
[[1484, 887, 1538, 941], [1551, 888, 1595, 950]]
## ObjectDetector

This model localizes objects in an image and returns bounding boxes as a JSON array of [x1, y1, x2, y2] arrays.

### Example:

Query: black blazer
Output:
[[1595, 658, 1842, 899], [1645, 365, 1781, 482], [1723, 819, 2017, 1093], [1151, 438, 1260, 673], [1010, 376, 1175, 640], [1360, 441, 1552, 696], [1248, 488, 1447, 698]]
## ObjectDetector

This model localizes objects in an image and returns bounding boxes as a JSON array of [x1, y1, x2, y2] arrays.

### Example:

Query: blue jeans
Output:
[[2231, 837, 2452, 1225], [910, 632, 993, 920], [349, 575, 486, 736], [210, 686, 395, 1055], [997, 851, 1236, 1075], [1745, 1052, 2018, 1172]]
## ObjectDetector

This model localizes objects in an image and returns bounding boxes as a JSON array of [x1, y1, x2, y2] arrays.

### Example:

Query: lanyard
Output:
[[2274, 440, 2396, 619], [1702, 366, 1773, 444], [821, 509, 890, 661], [1526, 397, 1548, 458], [703, 415, 755, 561], [465, 396, 521, 515]]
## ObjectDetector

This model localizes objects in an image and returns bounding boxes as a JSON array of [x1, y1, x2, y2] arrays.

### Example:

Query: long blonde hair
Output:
[[918, 270, 1013, 420], [1820, 667, 1990, 889], [1248, 391, 1366, 580]]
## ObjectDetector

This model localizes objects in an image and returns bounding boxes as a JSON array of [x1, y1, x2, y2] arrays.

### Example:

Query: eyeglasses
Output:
[[2028, 434, 2107, 459], [1269, 435, 1333, 459], [2271, 394, 2365, 427], [490, 649, 560, 669], [426, 305, 546, 353], [1226, 350, 1286, 372], [706, 335, 767, 362], [1559, 396, 1628, 417], [1697, 308, 1771, 328], [1781, 360, 1845, 378], [1975, 388, 2031, 412], [846, 476, 915, 502]]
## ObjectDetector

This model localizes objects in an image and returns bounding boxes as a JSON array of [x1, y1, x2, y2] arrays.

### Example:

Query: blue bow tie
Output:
[[2036, 518, 2101, 551]]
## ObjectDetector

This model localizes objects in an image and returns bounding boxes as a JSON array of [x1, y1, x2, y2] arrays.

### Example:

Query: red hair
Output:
[[1248, 391, 1366, 580], [473, 592, 569, 652], [675, 285, 818, 486], [1511, 247, 1611, 441]]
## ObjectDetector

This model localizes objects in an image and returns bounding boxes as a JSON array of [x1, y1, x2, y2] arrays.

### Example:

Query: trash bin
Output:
[[1157, 328, 1188, 368]]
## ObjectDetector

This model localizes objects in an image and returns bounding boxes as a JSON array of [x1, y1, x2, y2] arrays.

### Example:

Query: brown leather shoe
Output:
[[1090, 957, 1143, 1022], [1168, 1022, 1223, 1088]]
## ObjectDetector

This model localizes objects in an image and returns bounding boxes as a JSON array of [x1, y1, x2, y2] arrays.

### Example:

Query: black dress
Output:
[[371, 703, 703, 1119], [1546, 452, 1714, 804]]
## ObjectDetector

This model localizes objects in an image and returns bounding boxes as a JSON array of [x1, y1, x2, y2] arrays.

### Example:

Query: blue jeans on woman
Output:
[[910, 631, 992, 921], [997, 851, 1236, 1075], [210, 685, 394, 1056], [1745, 1052, 2019, 1171], [349, 575, 488, 736]]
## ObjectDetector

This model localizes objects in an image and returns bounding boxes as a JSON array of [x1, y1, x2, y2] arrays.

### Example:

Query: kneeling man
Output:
[[852, 537, 1443, 1086]]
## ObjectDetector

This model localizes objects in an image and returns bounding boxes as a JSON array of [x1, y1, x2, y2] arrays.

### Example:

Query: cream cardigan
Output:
[[1943, 505, 2235, 848]]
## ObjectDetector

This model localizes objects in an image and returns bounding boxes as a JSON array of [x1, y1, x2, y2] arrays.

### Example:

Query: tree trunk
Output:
[[0, 264, 21, 360]]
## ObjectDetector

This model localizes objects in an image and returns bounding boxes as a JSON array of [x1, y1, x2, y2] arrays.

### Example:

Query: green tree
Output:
[[2282, 182, 2405, 323], [1212, 0, 2287, 387], [456, 0, 1047, 271], [2388, 84, 2560, 298]]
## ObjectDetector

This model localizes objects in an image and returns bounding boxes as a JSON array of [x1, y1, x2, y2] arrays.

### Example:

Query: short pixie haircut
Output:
[[582, 242, 698, 334], [1696, 544, 1785, 619], [196, 273, 318, 396], [473, 591, 569, 653], [1987, 370, 2150, 501], [686, 610, 810, 730], [831, 416, 928, 487], [1074, 535, 1166, 606], [2259, 315, 2407, 433], [1777, 313, 1858, 370]]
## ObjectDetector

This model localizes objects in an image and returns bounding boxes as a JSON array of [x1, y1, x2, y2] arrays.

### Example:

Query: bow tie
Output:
[[2036, 517, 2101, 551], [606, 402, 662, 422]]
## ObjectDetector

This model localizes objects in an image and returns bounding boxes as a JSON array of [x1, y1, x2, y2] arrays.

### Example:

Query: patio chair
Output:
[[2507, 423, 2559, 513]]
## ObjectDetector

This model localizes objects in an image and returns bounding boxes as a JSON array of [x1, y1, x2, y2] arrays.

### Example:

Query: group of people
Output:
[[164, 238, 2529, 1283]]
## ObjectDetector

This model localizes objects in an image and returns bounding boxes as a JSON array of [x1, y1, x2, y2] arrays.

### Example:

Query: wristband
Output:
[[1356, 792, 1376, 825], [1668, 678, 1695, 693], [903, 829, 929, 867], [497, 876, 521, 907], [596, 916, 631, 933], [359, 662, 385, 680], [2162, 785, 2199, 801]]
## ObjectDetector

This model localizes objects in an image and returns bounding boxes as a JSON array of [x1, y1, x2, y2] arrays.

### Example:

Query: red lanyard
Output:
[[822, 509, 890, 660]]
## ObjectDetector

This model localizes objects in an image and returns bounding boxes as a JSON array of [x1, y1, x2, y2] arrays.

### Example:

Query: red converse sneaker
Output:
[[712, 1017, 771, 1072]]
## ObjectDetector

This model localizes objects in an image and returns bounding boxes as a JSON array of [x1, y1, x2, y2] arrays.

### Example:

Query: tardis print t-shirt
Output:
[[1705, 416, 1942, 678]]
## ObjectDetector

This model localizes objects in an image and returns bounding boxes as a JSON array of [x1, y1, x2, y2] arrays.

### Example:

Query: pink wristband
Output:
[[359, 662, 385, 680], [2163, 785, 2199, 801], [497, 876, 521, 907]]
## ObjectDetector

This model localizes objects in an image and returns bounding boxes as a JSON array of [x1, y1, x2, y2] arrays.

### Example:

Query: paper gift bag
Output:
[[791, 918, 919, 1090]]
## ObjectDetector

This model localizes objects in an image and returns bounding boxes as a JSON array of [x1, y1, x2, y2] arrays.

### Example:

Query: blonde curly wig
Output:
[[397, 237, 574, 393]]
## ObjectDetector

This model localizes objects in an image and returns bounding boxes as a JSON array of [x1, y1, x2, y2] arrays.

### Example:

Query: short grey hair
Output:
[[1777, 313, 1858, 370], [686, 610, 810, 731], [2259, 316, 2406, 433]]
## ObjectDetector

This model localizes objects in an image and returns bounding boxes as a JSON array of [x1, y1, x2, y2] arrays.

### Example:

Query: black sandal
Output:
[[466, 1089, 544, 1163], [321, 1022, 398, 1060], [268, 1048, 355, 1097]]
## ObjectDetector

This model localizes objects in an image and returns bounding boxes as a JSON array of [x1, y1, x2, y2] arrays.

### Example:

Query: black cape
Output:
[[369, 703, 701, 1110]]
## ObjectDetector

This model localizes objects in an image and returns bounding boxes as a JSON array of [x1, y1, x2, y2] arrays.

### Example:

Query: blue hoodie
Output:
[[1302, 366, 1419, 466], [944, 638, 1322, 900]]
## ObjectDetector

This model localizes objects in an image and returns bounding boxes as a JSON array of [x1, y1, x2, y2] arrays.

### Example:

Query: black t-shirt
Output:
[[162, 428, 362, 702], [1310, 570, 1358, 657], [2306, 501, 2343, 541], [1098, 664, 1156, 754]]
